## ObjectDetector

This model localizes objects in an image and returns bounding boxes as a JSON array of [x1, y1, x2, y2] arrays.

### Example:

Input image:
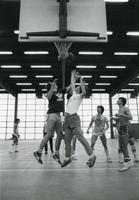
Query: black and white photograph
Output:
[[0, 0, 139, 199]]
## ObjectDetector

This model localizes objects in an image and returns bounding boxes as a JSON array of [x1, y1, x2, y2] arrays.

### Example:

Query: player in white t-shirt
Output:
[[87, 106, 112, 163], [61, 71, 96, 168]]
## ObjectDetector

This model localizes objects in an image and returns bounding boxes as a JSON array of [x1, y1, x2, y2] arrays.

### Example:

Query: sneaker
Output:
[[134, 158, 139, 163], [86, 160, 90, 165], [87, 155, 96, 168], [119, 153, 124, 163], [53, 153, 61, 164], [34, 151, 43, 164], [9, 149, 15, 153], [134, 155, 139, 163], [14, 150, 19, 153], [118, 162, 129, 172], [61, 158, 72, 168], [128, 160, 134, 168], [106, 157, 112, 163]]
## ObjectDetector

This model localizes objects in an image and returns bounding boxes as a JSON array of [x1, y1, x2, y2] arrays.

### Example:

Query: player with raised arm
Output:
[[61, 71, 96, 168]]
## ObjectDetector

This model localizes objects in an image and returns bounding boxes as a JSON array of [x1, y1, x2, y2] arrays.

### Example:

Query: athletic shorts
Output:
[[65, 113, 81, 129], [118, 125, 128, 136]]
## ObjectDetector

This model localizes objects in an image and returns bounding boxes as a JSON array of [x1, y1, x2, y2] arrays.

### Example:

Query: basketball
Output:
[[66, 52, 75, 62]]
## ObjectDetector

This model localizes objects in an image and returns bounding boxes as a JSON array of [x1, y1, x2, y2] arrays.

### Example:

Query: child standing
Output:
[[9, 118, 20, 153]]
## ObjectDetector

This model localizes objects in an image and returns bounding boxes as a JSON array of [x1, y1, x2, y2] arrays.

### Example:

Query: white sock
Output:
[[89, 154, 94, 159]]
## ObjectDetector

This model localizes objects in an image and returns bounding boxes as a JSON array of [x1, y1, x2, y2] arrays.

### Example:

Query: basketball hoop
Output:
[[54, 41, 72, 60]]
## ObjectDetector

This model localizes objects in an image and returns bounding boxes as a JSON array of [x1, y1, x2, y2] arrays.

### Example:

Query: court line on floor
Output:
[[0, 159, 139, 165], [0, 167, 139, 172], [0, 159, 122, 163]]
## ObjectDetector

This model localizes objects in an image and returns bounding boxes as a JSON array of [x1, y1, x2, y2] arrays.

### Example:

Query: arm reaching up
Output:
[[80, 76, 86, 98], [47, 79, 58, 100], [70, 70, 76, 93]]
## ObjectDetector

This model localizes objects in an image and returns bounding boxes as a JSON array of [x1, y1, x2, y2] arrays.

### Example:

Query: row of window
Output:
[[0, 93, 139, 139]]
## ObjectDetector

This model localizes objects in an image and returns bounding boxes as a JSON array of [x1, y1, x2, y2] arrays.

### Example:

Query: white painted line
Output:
[[0, 159, 118, 162], [0, 167, 138, 172]]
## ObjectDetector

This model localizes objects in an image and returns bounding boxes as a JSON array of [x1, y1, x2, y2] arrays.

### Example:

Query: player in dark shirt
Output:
[[34, 79, 71, 164]]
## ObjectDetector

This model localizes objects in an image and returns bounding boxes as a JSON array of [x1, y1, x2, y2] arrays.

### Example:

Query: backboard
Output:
[[19, 0, 107, 42]]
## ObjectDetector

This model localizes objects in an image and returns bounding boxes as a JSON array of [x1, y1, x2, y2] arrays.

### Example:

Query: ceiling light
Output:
[[75, 83, 88, 86], [96, 83, 111, 85], [126, 32, 139, 36], [24, 51, 49, 55], [128, 83, 139, 86], [121, 89, 134, 91], [107, 31, 113, 35], [1, 65, 21, 68], [42, 89, 47, 92], [9, 75, 27, 78], [92, 89, 106, 91], [30, 65, 51, 68], [22, 89, 35, 91], [14, 30, 19, 34], [78, 51, 103, 55], [16, 83, 32, 86], [39, 83, 48, 86], [104, 0, 129, 2], [100, 76, 117, 78], [81, 76, 92, 78], [35, 75, 53, 78], [76, 66, 96, 69], [0, 51, 13, 55], [106, 66, 126, 69], [114, 52, 138, 55], [0, 89, 6, 91]]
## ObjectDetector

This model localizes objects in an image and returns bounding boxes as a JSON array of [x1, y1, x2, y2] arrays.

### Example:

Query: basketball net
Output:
[[54, 41, 72, 60]]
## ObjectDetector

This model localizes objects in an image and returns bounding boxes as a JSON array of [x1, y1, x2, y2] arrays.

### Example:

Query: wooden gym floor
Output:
[[0, 138, 139, 200]]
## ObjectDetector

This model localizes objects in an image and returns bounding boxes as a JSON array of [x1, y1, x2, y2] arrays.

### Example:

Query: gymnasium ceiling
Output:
[[0, 0, 139, 97]]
